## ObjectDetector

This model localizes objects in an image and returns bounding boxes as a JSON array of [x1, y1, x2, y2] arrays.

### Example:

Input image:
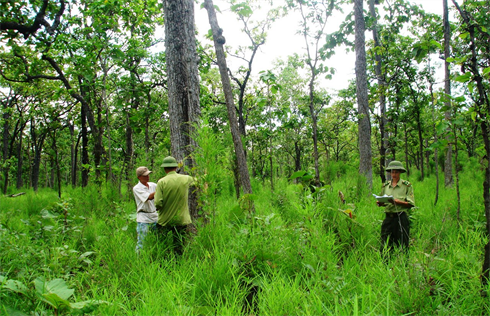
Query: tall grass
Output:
[[1, 141, 489, 314]]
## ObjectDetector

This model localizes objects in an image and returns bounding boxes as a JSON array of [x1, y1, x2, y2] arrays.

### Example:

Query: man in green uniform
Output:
[[376, 161, 415, 255], [154, 156, 196, 255]]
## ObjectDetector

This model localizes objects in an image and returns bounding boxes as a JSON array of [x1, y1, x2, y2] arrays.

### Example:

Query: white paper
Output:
[[373, 194, 394, 203]]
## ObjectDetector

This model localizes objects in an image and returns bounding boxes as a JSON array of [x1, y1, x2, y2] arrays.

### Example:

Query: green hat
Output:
[[385, 160, 406, 173], [161, 156, 178, 168]]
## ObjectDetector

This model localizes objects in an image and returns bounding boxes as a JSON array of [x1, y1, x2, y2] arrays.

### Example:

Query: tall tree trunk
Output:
[[164, 0, 202, 218], [69, 123, 76, 187], [369, 0, 387, 183], [443, 0, 454, 187], [308, 75, 321, 186], [354, 0, 372, 188], [404, 123, 409, 176], [51, 129, 62, 198], [416, 107, 424, 180], [94, 104, 105, 183], [145, 91, 151, 162], [294, 141, 301, 172], [430, 82, 439, 205], [30, 119, 46, 192], [481, 120, 490, 287], [124, 112, 133, 196], [425, 138, 430, 175], [101, 60, 114, 184], [81, 102, 89, 187], [451, 0, 490, 285], [204, 0, 254, 205], [2, 102, 10, 194], [454, 129, 461, 220], [16, 121, 24, 189]]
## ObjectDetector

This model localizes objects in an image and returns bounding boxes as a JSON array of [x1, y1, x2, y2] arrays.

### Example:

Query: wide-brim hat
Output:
[[136, 166, 152, 177], [385, 160, 406, 173], [161, 156, 178, 168]]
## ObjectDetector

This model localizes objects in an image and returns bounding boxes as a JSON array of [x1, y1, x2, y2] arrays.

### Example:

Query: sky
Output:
[[191, 0, 447, 93]]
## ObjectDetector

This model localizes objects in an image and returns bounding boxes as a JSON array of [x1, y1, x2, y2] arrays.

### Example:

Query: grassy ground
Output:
[[1, 166, 489, 315]]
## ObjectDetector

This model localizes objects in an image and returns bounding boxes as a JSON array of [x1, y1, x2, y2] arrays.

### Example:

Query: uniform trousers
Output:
[[380, 211, 410, 253], [156, 224, 188, 255]]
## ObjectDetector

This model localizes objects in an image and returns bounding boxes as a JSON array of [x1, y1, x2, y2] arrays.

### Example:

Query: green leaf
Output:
[[454, 96, 466, 102], [41, 209, 57, 219], [430, 40, 442, 50], [0, 276, 29, 296], [454, 72, 471, 83], [231, 3, 252, 17], [482, 67, 490, 76], [34, 278, 74, 310], [471, 111, 477, 122], [70, 300, 109, 313], [459, 32, 469, 39], [289, 170, 306, 180], [436, 121, 449, 134], [41, 292, 72, 310], [0, 305, 28, 316]]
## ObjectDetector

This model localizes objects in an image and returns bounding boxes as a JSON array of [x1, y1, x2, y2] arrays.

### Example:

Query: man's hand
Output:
[[148, 192, 155, 200]]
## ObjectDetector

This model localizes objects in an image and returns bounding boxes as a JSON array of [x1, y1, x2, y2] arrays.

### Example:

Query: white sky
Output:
[[192, 0, 447, 93]]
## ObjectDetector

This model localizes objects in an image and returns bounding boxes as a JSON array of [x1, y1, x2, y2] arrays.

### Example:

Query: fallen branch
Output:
[[7, 192, 25, 197]]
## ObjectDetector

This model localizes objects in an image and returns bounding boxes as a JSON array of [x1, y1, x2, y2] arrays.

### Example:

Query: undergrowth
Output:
[[1, 161, 489, 315]]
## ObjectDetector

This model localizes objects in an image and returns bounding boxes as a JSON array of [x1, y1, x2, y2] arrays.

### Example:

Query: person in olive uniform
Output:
[[376, 161, 415, 254], [154, 156, 195, 255]]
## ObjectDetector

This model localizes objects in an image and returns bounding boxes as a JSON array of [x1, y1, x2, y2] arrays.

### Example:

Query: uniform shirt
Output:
[[133, 181, 158, 223], [380, 178, 415, 213], [154, 171, 195, 227]]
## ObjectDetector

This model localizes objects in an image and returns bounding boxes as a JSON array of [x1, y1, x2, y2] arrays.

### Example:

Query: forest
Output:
[[1, 0, 490, 315]]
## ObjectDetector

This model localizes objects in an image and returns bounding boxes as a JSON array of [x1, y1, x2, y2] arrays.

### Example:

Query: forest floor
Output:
[[1, 167, 489, 315]]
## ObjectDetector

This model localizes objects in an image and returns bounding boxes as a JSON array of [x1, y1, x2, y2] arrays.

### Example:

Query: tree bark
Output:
[[443, 0, 454, 187], [124, 112, 133, 195], [30, 118, 46, 192], [16, 120, 24, 189], [452, 0, 490, 285], [442, 0, 454, 187], [429, 82, 439, 206], [50, 128, 62, 198], [416, 105, 424, 180], [368, 0, 387, 183], [1, 95, 12, 194], [164, 0, 201, 218], [69, 123, 78, 187], [81, 101, 89, 187], [204, 0, 254, 203], [354, 0, 372, 188]]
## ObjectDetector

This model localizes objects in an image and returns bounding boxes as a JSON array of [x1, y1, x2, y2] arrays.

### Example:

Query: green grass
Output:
[[1, 165, 489, 315]]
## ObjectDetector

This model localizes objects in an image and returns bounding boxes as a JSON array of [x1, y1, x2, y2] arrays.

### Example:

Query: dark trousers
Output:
[[380, 212, 410, 254], [156, 224, 188, 255]]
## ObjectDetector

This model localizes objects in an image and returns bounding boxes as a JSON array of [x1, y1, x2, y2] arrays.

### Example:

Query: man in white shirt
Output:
[[133, 166, 158, 252]]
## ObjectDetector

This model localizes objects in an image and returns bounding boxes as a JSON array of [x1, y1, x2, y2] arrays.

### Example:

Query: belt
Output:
[[385, 212, 404, 218]]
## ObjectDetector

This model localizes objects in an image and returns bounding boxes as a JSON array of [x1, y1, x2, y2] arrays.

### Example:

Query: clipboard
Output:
[[373, 194, 394, 203]]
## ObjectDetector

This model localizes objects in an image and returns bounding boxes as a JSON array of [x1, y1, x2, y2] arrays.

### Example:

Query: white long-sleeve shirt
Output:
[[133, 181, 158, 223]]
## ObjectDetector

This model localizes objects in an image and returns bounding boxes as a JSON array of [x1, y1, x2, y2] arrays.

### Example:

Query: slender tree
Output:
[[443, 0, 454, 187], [368, 0, 388, 183], [354, 0, 372, 188], [204, 0, 254, 204], [451, 0, 490, 288]]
